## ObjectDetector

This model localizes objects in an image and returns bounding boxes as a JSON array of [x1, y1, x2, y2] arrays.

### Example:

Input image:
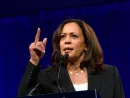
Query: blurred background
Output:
[[0, 0, 130, 97]]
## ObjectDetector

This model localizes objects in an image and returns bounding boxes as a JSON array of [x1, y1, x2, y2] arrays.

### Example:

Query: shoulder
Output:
[[100, 64, 120, 79], [104, 64, 115, 72], [104, 64, 118, 74]]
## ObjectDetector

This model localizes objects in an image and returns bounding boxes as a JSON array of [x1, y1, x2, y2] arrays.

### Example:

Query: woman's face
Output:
[[60, 22, 86, 61]]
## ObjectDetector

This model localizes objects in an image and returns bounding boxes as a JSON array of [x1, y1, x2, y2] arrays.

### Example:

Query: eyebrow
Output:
[[61, 32, 77, 35]]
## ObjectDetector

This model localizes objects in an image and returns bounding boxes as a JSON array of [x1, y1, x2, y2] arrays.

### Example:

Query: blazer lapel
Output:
[[59, 66, 75, 92], [58, 65, 102, 93], [88, 72, 102, 92]]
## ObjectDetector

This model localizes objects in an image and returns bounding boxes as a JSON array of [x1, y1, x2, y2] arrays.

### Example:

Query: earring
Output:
[[84, 48, 87, 51], [84, 48, 88, 54]]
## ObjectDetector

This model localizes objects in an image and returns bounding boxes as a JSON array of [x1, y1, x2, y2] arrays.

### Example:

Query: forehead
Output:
[[61, 22, 82, 34]]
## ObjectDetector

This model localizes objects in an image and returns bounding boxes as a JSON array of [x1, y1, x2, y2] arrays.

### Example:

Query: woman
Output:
[[18, 19, 125, 98]]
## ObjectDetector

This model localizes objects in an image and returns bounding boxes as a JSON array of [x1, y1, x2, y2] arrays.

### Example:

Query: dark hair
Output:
[[51, 19, 105, 73]]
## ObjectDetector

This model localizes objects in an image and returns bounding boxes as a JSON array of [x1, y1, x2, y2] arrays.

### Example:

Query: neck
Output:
[[67, 52, 85, 71], [67, 63, 80, 71]]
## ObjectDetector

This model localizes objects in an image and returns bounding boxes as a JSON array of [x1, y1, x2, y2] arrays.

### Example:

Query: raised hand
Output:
[[29, 28, 47, 66]]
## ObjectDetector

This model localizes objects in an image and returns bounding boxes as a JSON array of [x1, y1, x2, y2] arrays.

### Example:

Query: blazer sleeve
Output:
[[17, 61, 41, 97], [113, 66, 125, 98]]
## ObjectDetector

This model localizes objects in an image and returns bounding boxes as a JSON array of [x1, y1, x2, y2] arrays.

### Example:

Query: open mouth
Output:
[[64, 47, 73, 53]]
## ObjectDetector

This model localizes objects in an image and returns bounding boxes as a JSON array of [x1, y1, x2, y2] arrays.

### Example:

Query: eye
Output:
[[72, 34, 78, 38], [60, 35, 65, 39]]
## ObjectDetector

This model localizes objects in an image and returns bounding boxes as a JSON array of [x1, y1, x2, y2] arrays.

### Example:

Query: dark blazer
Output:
[[17, 61, 125, 98]]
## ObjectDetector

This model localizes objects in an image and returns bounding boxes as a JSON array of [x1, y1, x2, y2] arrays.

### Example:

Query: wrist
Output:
[[29, 59, 39, 66]]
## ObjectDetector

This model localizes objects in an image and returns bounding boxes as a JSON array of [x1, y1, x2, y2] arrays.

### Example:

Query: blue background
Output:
[[0, 0, 129, 98]]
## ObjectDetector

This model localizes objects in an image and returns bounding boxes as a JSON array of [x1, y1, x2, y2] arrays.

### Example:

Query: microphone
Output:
[[57, 53, 69, 93], [59, 53, 69, 64], [28, 53, 69, 96]]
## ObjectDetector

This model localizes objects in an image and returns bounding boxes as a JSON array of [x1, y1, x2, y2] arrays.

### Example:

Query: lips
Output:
[[64, 47, 73, 52]]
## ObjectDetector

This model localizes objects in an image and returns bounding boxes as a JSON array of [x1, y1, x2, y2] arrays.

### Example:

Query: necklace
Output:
[[69, 68, 85, 76]]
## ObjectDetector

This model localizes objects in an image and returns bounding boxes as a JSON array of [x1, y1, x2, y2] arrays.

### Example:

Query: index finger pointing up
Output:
[[35, 28, 41, 42]]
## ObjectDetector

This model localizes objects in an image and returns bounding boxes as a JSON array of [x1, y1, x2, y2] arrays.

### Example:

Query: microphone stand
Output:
[[57, 65, 65, 92], [57, 53, 69, 93], [27, 67, 56, 96], [28, 79, 44, 96], [28, 53, 69, 96]]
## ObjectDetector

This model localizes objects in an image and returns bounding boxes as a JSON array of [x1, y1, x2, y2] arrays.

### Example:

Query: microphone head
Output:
[[61, 53, 69, 61], [59, 53, 69, 65]]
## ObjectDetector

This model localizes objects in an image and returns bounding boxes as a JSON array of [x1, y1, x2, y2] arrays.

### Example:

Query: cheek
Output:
[[75, 42, 85, 51]]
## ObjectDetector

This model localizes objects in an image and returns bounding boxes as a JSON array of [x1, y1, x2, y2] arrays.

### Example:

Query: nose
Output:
[[65, 36, 71, 44]]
